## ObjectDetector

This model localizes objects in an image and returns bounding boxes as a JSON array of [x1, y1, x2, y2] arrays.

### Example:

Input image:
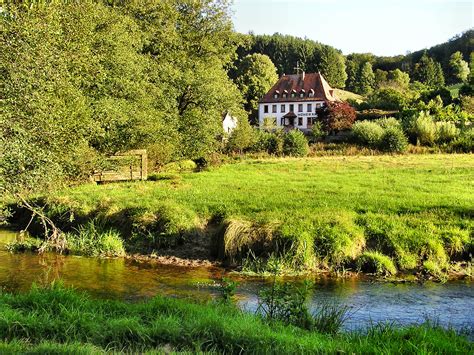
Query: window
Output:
[[272, 105, 277, 113], [281, 104, 285, 113], [273, 93, 278, 99], [289, 104, 294, 112], [316, 103, 321, 109], [298, 117, 303, 126], [307, 104, 312, 112], [307, 117, 311, 126], [291, 93, 296, 98], [298, 104, 303, 112], [281, 118, 285, 126], [264, 105, 269, 113], [308, 91, 314, 98], [300, 93, 304, 98], [282, 93, 287, 98]]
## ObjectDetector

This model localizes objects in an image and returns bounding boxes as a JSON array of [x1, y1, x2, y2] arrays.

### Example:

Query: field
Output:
[[333, 88, 365, 103], [0, 283, 471, 353], [16, 154, 474, 276]]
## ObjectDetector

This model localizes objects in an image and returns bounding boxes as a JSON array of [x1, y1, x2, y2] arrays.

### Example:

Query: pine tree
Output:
[[449, 51, 470, 83], [357, 62, 375, 95]]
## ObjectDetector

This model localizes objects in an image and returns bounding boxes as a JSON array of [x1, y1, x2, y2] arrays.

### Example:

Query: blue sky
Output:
[[231, 0, 473, 56]]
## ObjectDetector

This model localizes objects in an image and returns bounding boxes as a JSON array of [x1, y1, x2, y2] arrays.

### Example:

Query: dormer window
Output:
[[308, 89, 314, 98], [282, 90, 288, 98], [299, 89, 305, 98], [273, 90, 280, 99], [291, 89, 297, 98]]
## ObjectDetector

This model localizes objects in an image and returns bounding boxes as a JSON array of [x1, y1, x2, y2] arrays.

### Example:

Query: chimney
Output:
[[302, 71, 305, 81]]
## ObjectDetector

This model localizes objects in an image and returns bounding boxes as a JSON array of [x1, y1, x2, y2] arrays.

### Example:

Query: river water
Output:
[[1, 229, 472, 334]]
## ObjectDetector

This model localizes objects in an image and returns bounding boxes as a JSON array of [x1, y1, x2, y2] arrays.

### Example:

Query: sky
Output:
[[231, 0, 473, 56]]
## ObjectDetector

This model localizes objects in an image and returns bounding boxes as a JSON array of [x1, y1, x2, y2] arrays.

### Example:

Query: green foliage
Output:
[[352, 118, 408, 152], [450, 128, 474, 153], [227, 118, 256, 153], [217, 277, 239, 305], [379, 127, 408, 153], [317, 46, 347, 88], [1, 1, 245, 198], [257, 279, 313, 329], [449, 51, 470, 83], [358, 251, 397, 276], [412, 52, 445, 88], [310, 122, 327, 142], [282, 130, 309, 157], [358, 62, 376, 95], [235, 53, 278, 113], [66, 220, 125, 257], [245, 33, 346, 88], [435, 121, 460, 144], [409, 111, 438, 146], [352, 121, 385, 148], [367, 88, 409, 111]]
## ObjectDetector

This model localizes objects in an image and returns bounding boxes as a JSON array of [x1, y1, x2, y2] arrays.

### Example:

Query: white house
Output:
[[222, 112, 238, 134], [258, 72, 338, 131]]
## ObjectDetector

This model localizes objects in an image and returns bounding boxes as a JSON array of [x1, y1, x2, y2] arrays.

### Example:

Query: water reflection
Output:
[[1, 229, 473, 333]]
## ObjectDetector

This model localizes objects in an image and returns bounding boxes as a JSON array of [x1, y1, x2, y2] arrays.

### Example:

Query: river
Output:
[[1, 229, 472, 334]]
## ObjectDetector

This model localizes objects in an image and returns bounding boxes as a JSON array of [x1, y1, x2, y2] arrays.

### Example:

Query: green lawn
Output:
[[23, 155, 474, 275], [0, 284, 471, 354]]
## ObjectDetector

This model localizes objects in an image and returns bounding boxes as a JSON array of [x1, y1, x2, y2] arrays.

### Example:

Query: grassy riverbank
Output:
[[0, 284, 471, 353], [10, 154, 474, 277]]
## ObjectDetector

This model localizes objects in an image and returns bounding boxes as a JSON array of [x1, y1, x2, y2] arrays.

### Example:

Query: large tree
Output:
[[449, 51, 470, 83], [412, 52, 445, 88], [235, 54, 278, 114], [357, 62, 375, 95]]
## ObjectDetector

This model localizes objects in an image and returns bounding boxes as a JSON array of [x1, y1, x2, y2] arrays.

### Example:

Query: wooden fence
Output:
[[92, 149, 147, 183]]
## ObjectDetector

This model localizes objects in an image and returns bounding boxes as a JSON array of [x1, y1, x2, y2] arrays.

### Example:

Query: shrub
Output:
[[410, 112, 437, 146], [310, 121, 326, 142], [352, 121, 384, 148], [375, 117, 402, 130], [283, 130, 309, 157], [357, 251, 397, 276], [436, 121, 459, 144], [379, 127, 408, 153], [450, 128, 474, 152]]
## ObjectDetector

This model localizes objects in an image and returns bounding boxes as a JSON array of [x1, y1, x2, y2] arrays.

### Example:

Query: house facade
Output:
[[258, 72, 337, 131]]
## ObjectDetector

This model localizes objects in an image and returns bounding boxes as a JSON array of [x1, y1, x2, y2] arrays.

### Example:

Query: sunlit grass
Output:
[[33, 154, 474, 274]]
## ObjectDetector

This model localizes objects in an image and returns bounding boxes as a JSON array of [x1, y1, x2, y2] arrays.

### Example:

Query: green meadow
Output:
[[18, 154, 474, 276], [0, 284, 471, 354]]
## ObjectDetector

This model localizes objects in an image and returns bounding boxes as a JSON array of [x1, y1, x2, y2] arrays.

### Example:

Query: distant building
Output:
[[258, 72, 337, 131], [222, 111, 238, 134]]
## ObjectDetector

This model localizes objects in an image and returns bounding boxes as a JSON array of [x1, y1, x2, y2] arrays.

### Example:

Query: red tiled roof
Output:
[[259, 73, 337, 103]]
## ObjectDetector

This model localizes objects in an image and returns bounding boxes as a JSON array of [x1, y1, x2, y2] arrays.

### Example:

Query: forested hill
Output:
[[374, 29, 473, 72], [238, 29, 473, 88]]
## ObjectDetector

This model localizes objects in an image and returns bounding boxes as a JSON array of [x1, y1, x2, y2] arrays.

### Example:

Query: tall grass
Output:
[[12, 155, 474, 277], [0, 284, 471, 353]]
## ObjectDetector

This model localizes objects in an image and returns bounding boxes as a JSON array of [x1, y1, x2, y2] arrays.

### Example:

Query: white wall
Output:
[[258, 101, 325, 130], [223, 113, 238, 134]]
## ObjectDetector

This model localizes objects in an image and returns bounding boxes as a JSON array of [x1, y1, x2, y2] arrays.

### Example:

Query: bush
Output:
[[352, 121, 384, 148], [410, 112, 438, 146], [310, 121, 326, 142], [379, 127, 408, 153], [375, 117, 402, 130], [450, 128, 474, 152], [283, 130, 309, 157], [252, 130, 284, 155], [435, 121, 459, 144]]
